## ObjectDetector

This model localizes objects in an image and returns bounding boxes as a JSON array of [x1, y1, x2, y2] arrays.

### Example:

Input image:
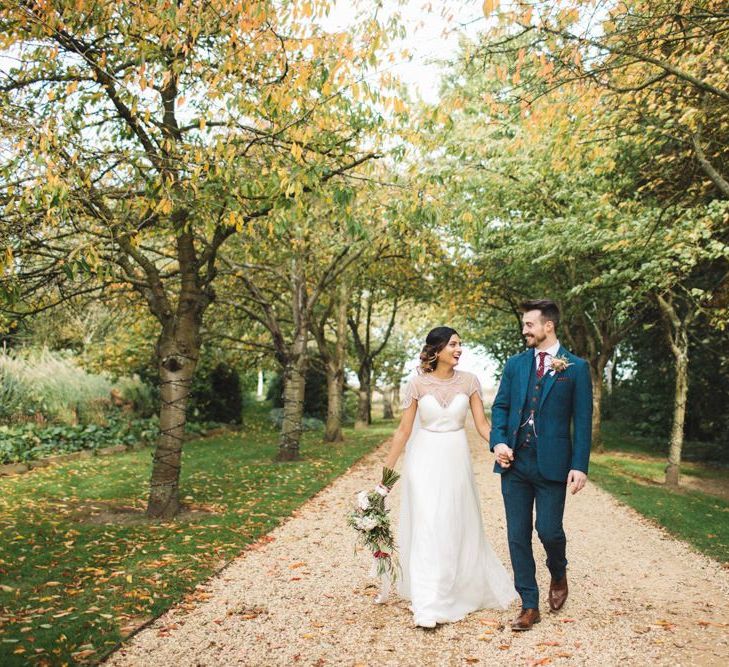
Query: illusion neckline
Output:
[[422, 370, 460, 383]]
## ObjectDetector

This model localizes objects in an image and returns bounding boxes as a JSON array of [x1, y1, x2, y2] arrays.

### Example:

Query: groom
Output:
[[490, 299, 592, 631]]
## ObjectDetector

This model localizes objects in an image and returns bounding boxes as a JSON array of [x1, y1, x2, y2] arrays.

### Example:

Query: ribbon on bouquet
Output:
[[370, 552, 392, 603]]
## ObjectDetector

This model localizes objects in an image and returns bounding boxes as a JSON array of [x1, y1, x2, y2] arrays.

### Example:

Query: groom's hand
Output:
[[494, 444, 514, 469], [567, 470, 587, 494]]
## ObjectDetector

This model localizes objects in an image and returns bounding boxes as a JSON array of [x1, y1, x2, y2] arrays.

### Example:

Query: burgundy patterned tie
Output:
[[536, 352, 547, 379]]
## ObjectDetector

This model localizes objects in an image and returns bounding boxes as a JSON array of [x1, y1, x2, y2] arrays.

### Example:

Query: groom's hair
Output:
[[520, 299, 560, 330]]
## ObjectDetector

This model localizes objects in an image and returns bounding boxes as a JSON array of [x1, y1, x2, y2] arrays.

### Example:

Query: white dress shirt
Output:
[[535, 340, 561, 374]]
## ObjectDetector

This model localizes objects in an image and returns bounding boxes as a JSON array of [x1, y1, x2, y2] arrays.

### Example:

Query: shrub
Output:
[[267, 408, 324, 432], [0, 348, 113, 424], [190, 361, 243, 424], [0, 416, 157, 464], [0, 415, 220, 465], [115, 375, 157, 418], [265, 363, 328, 419]]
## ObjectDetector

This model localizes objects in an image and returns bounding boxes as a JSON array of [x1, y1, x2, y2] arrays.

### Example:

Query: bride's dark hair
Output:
[[419, 326, 459, 373]]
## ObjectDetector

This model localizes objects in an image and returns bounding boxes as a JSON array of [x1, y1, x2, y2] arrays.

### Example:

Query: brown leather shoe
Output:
[[549, 575, 568, 611], [511, 608, 541, 631]]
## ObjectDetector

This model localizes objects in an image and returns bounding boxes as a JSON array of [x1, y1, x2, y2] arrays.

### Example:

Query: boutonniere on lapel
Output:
[[550, 355, 573, 375]]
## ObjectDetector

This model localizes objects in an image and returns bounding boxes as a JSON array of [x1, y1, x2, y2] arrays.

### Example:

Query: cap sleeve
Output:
[[466, 372, 483, 399], [400, 376, 423, 410]]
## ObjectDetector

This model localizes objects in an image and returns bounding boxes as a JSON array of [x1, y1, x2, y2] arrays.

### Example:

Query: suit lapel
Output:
[[539, 345, 565, 410], [518, 351, 532, 408]]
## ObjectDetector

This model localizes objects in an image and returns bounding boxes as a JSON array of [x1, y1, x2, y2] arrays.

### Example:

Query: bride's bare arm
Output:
[[383, 401, 418, 470], [469, 393, 492, 443]]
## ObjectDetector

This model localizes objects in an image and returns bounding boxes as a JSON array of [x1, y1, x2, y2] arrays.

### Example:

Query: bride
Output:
[[381, 326, 517, 628]]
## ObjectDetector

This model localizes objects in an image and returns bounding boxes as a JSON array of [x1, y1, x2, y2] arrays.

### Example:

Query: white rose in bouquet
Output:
[[360, 516, 378, 531], [357, 491, 371, 510]]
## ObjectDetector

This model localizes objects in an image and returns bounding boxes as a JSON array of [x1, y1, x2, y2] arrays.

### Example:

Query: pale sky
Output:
[[324, 0, 488, 104]]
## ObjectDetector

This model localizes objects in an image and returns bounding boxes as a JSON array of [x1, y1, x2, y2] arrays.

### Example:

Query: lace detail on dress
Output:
[[400, 370, 482, 409]]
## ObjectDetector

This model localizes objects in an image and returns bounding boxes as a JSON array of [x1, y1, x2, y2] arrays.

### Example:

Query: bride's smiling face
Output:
[[437, 335, 463, 368]]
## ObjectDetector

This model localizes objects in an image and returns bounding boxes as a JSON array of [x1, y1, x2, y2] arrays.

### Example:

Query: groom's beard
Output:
[[524, 333, 545, 348]]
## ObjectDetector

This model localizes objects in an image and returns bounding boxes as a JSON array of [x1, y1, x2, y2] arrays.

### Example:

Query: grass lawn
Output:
[[591, 421, 729, 565], [0, 407, 394, 666], [599, 420, 729, 464]]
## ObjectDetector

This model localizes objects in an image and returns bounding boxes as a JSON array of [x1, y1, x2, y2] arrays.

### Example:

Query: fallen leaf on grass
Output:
[[498, 644, 510, 650], [289, 562, 306, 569], [72, 649, 96, 660]]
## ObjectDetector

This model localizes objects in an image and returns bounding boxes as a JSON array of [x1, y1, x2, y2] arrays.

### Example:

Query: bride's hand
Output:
[[494, 443, 514, 468]]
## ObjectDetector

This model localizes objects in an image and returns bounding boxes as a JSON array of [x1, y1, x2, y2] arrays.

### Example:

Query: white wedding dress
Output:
[[397, 370, 517, 626]]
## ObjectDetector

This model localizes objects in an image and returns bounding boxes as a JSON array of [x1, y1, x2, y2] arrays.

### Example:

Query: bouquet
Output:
[[348, 467, 401, 600]]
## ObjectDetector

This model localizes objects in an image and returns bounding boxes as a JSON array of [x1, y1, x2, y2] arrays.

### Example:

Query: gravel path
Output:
[[107, 423, 729, 667]]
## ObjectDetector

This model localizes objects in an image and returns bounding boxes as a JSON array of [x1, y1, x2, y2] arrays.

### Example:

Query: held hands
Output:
[[494, 444, 514, 469], [567, 469, 587, 495]]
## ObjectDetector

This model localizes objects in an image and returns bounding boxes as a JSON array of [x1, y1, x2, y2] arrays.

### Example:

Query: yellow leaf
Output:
[[483, 0, 499, 15], [157, 198, 173, 214]]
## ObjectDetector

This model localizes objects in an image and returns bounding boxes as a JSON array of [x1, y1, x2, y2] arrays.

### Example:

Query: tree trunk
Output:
[[605, 356, 615, 396], [147, 317, 201, 518], [324, 359, 344, 442], [278, 331, 308, 461], [656, 293, 694, 488], [355, 361, 372, 429], [665, 341, 689, 487], [591, 373, 603, 452], [382, 386, 394, 419], [324, 284, 348, 442], [257, 369, 264, 399], [587, 354, 609, 453]]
